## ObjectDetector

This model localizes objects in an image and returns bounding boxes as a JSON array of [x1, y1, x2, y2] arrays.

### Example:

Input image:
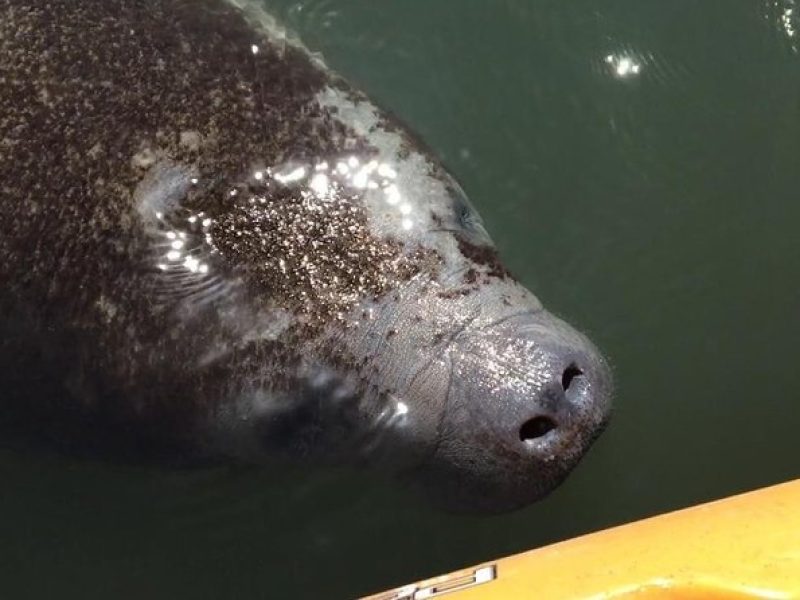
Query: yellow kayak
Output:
[[363, 479, 800, 599]]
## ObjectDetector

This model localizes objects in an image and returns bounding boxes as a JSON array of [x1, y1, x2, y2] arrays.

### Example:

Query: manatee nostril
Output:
[[519, 415, 557, 442], [561, 363, 583, 391]]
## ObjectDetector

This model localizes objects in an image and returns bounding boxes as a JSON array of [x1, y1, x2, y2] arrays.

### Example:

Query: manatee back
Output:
[[0, 0, 347, 459]]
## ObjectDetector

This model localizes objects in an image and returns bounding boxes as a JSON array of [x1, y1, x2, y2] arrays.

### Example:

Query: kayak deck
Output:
[[364, 479, 800, 599]]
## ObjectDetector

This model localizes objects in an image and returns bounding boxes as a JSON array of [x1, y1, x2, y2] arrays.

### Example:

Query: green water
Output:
[[2, 1, 800, 598]]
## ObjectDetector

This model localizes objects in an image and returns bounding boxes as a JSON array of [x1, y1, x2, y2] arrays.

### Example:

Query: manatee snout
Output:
[[413, 310, 612, 513]]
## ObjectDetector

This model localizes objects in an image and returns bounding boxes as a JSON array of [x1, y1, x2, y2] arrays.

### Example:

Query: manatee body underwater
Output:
[[0, 0, 612, 513]]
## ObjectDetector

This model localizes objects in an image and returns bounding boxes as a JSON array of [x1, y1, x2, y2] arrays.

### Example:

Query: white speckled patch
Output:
[[312, 86, 471, 278], [224, 0, 327, 68]]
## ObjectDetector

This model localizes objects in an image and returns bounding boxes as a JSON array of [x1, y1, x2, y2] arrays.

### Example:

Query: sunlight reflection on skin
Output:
[[151, 155, 412, 285]]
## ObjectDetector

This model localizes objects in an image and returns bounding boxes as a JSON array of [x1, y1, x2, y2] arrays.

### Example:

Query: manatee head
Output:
[[133, 87, 612, 514], [194, 153, 613, 513], [249, 131, 613, 513], [215, 155, 610, 514]]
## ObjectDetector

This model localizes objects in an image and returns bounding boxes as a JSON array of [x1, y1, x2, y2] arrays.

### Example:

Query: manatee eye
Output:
[[447, 180, 493, 245], [450, 186, 482, 229], [453, 195, 477, 229]]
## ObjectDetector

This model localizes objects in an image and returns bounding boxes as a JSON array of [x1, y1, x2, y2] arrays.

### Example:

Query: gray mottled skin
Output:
[[0, 0, 612, 512]]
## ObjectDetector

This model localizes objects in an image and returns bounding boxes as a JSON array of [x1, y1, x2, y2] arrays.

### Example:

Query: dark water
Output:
[[2, 1, 800, 598]]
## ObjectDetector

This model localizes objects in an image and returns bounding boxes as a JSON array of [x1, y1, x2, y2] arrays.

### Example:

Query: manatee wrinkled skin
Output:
[[0, 0, 612, 512]]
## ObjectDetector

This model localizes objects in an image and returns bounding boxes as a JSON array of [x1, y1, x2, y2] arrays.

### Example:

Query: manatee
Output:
[[0, 0, 612, 512]]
